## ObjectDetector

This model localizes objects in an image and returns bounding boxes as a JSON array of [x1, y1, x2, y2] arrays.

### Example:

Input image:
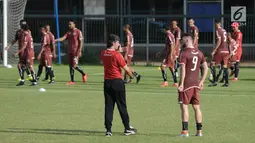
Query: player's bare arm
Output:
[[52, 39, 57, 58], [124, 38, 130, 61], [55, 35, 67, 42], [14, 44, 26, 57], [193, 31, 198, 45], [199, 61, 208, 89], [5, 39, 18, 50], [178, 63, 186, 91], [212, 36, 221, 56], [170, 43, 175, 60], [175, 38, 180, 51], [77, 38, 83, 57]]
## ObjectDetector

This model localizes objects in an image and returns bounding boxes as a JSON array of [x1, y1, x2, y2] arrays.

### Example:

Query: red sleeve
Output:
[[179, 52, 187, 65], [116, 52, 126, 67]]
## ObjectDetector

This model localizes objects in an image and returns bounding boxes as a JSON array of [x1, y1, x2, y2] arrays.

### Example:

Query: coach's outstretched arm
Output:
[[199, 61, 208, 89], [54, 35, 67, 42]]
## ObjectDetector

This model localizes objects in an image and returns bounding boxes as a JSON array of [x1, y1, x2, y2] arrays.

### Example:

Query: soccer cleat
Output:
[[105, 131, 112, 137], [82, 74, 87, 83], [208, 82, 217, 87], [30, 82, 37, 86], [16, 80, 25, 86], [195, 133, 203, 137], [229, 71, 235, 77], [66, 81, 75, 85], [172, 83, 178, 88], [232, 78, 238, 81], [48, 80, 55, 84], [136, 75, 141, 84], [179, 131, 189, 137], [221, 83, 229, 87], [161, 81, 168, 87], [124, 126, 137, 136]]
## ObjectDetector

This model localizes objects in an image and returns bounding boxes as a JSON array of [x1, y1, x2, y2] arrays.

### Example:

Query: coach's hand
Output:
[[178, 84, 184, 92], [78, 51, 82, 57]]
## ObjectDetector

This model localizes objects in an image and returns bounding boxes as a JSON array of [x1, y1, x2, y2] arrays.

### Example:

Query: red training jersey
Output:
[[229, 39, 238, 55], [101, 49, 127, 79], [188, 25, 199, 48], [232, 30, 243, 53], [179, 48, 205, 91], [216, 27, 228, 53], [41, 33, 51, 56], [164, 31, 175, 58], [64, 28, 83, 55], [47, 31, 55, 52], [23, 31, 34, 59]]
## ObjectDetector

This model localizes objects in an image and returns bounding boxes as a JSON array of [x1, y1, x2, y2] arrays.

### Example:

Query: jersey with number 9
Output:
[[179, 48, 206, 91]]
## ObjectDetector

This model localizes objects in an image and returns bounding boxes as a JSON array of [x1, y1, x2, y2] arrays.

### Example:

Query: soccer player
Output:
[[55, 20, 87, 85], [178, 33, 208, 137], [122, 24, 141, 83], [5, 20, 32, 81], [210, 21, 229, 87], [36, 25, 55, 84], [158, 24, 178, 87], [230, 22, 243, 81], [188, 18, 199, 49], [101, 34, 137, 137], [42, 24, 56, 81], [171, 20, 182, 76], [14, 24, 37, 86]]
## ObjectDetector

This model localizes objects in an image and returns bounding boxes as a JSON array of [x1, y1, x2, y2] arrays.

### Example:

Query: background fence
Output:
[[6, 14, 255, 64]]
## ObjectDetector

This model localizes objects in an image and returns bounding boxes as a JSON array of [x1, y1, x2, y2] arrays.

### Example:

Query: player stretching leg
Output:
[[15, 24, 37, 86], [171, 20, 182, 77], [158, 24, 178, 87], [122, 24, 141, 84], [178, 33, 208, 137], [5, 20, 32, 81], [209, 21, 229, 87], [43, 24, 56, 81], [37, 25, 55, 84], [55, 20, 87, 85], [230, 22, 242, 81]]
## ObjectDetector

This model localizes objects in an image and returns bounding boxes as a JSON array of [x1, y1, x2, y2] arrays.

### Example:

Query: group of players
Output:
[[156, 19, 242, 88], [6, 20, 88, 86]]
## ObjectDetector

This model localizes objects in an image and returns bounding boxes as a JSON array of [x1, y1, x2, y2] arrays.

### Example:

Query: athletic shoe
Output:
[[232, 78, 238, 81], [172, 83, 178, 88], [161, 81, 168, 87], [82, 74, 87, 83], [208, 82, 217, 87], [16, 80, 25, 86], [30, 82, 37, 86], [136, 75, 141, 84], [195, 133, 203, 137], [229, 71, 235, 77], [66, 81, 75, 85], [221, 83, 229, 87], [124, 126, 137, 136], [48, 80, 55, 84], [105, 131, 112, 137], [179, 131, 189, 137]]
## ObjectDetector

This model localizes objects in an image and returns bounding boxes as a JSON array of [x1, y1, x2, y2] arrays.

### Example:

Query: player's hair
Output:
[[215, 20, 221, 24], [20, 20, 27, 26], [172, 20, 178, 24], [188, 18, 194, 22], [163, 24, 170, 30], [69, 20, 76, 24], [107, 34, 120, 48], [124, 24, 130, 30], [21, 24, 29, 31]]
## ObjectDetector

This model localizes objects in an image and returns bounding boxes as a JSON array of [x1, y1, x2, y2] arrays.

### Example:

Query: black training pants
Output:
[[104, 79, 130, 130]]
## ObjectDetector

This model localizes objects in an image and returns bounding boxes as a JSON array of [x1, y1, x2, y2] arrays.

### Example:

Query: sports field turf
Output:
[[0, 65, 254, 143]]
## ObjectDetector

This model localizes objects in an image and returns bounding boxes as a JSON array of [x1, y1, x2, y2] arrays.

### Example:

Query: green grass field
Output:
[[0, 65, 254, 143]]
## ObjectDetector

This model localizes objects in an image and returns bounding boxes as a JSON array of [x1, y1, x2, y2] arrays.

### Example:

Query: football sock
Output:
[[210, 66, 216, 83], [17, 65, 24, 81], [30, 70, 37, 82], [224, 68, 229, 84], [24, 66, 30, 76], [45, 69, 49, 79], [161, 69, 167, 82], [230, 66, 234, 71], [174, 60, 179, 73], [196, 123, 202, 130], [182, 122, 188, 131], [46, 67, 54, 80], [69, 66, 75, 82], [75, 66, 85, 76], [170, 68, 178, 83], [37, 65, 43, 78], [133, 71, 139, 78], [216, 66, 223, 82], [234, 62, 239, 78]]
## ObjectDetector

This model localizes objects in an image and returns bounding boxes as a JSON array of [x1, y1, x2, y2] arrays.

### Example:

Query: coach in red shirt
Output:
[[101, 34, 137, 137]]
